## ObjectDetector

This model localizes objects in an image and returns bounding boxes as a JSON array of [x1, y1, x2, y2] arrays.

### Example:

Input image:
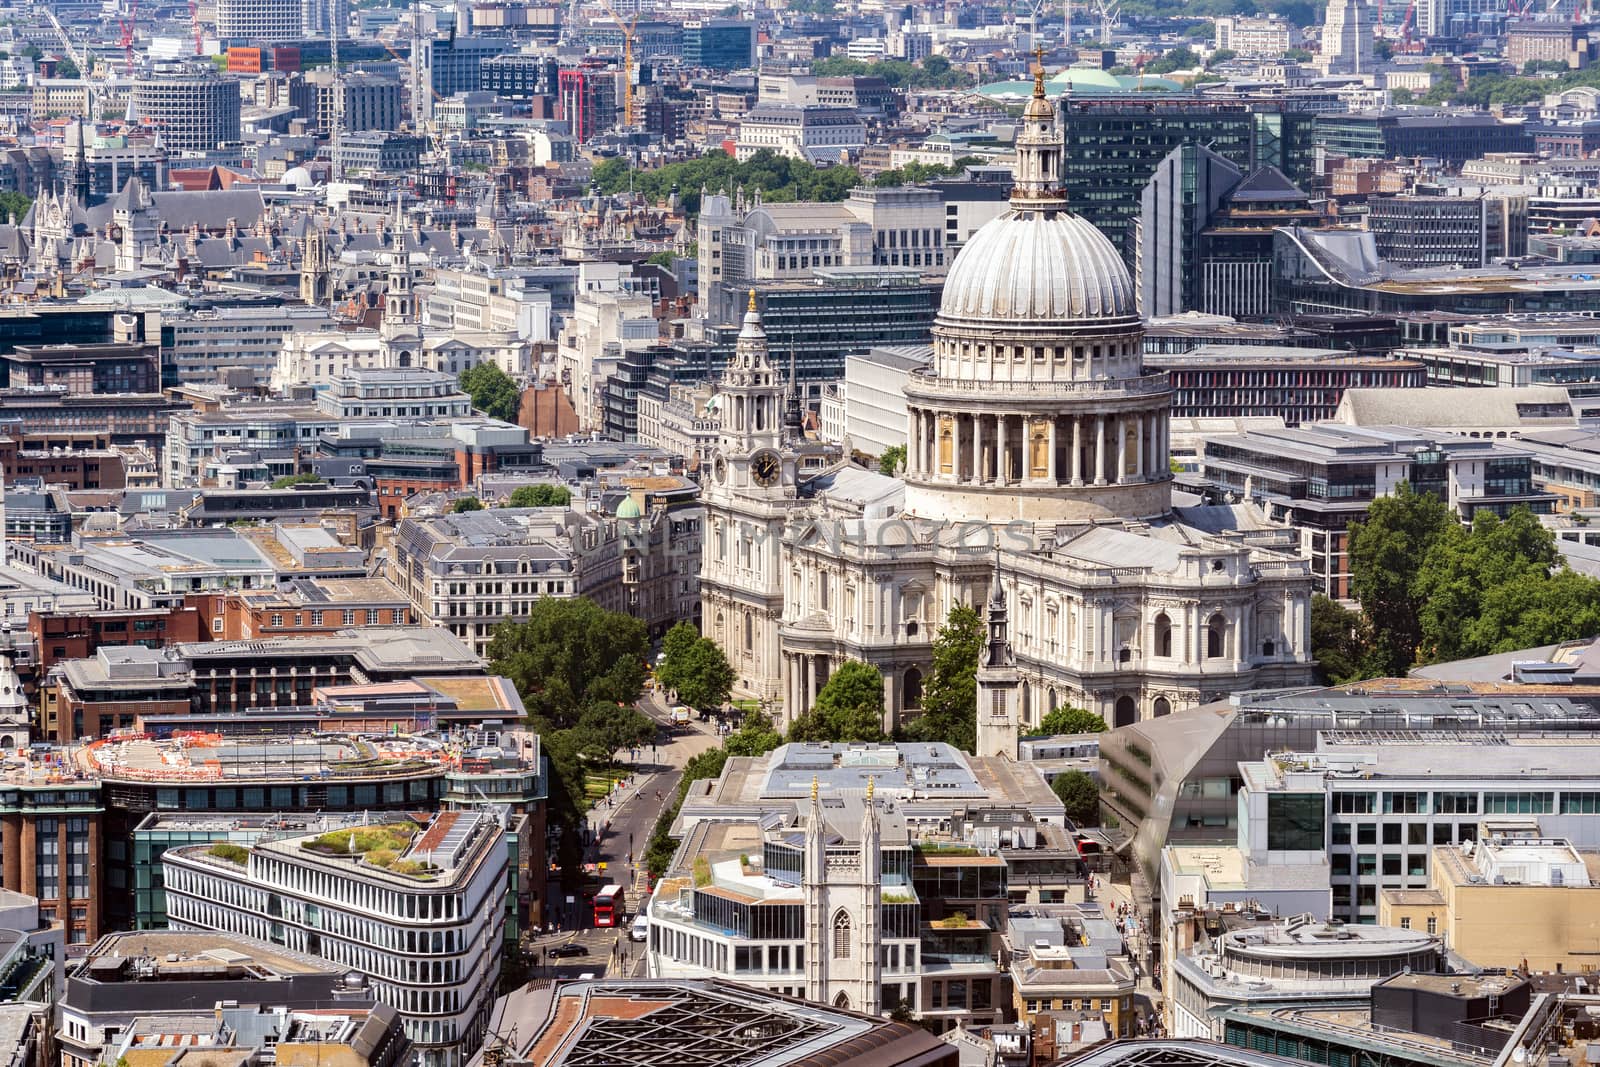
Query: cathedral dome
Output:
[[938, 208, 1134, 327]]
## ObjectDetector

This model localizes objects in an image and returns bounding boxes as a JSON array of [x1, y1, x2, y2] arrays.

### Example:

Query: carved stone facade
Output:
[[699, 67, 1317, 742]]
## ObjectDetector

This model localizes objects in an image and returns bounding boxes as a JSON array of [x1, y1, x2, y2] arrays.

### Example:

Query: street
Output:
[[525, 687, 721, 980]]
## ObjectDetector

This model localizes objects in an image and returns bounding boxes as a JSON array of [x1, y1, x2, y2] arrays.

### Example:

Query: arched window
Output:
[[1207, 613, 1227, 659], [744, 613, 754, 652], [903, 667, 923, 710], [1154, 697, 1172, 718], [833, 991, 851, 1009], [1155, 613, 1173, 658], [1114, 695, 1137, 728], [832, 910, 852, 959]]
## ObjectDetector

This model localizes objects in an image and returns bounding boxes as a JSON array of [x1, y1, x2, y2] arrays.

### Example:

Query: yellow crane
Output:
[[596, 0, 638, 129]]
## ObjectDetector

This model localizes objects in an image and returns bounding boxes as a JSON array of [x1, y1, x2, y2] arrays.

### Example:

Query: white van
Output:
[[629, 913, 649, 942]]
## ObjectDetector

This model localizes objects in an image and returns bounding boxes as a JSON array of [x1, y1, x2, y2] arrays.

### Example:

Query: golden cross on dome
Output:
[[1033, 44, 1047, 97], [748, 288, 758, 313], [811, 775, 819, 803]]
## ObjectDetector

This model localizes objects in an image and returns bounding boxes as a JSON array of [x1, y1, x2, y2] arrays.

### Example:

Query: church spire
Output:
[[1011, 45, 1064, 209], [976, 564, 1022, 760]]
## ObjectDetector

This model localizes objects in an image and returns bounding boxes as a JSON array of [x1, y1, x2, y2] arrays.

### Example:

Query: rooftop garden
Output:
[[301, 823, 417, 858], [207, 842, 248, 865]]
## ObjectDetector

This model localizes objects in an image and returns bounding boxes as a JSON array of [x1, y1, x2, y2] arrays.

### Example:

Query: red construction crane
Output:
[[1401, 0, 1418, 51], [118, 0, 137, 75], [190, 0, 201, 55]]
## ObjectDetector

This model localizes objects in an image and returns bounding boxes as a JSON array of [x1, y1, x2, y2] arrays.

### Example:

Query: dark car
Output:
[[547, 942, 589, 958]]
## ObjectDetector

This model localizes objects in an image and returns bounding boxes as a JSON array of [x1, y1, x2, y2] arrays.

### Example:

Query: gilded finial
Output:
[[1033, 44, 1047, 98], [748, 288, 758, 313], [866, 775, 875, 801], [811, 775, 819, 803]]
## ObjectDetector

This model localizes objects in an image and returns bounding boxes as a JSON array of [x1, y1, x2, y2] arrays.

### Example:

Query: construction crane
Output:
[[190, 0, 202, 55], [119, 0, 138, 76], [40, 6, 88, 73], [596, 0, 638, 129]]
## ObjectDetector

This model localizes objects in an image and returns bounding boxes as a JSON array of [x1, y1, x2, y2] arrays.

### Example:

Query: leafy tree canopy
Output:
[[900, 603, 981, 752], [458, 362, 520, 422], [451, 496, 484, 512], [878, 444, 906, 476], [810, 54, 975, 89], [656, 622, 735, 712], [1144, 46, 1201, 74], [1347, 482, 1454, 676], [789, 660, 887, 743], [270, 472, 322, 489], [1037, 706, 1108, 735], [592, 149, 861, 218], [506, 484, 571, 508], [487, 597, 648, 728], [724, 710, 786, 758], [1051, 769, 1101, 826]]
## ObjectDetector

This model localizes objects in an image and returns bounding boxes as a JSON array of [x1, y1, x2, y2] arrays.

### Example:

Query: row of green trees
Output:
[[1312, 488, 1600, 683], [809, 54, 975, 89], [592, 150, 862, 218]]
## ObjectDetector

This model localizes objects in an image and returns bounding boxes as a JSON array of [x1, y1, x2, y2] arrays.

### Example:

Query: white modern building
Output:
[[1214, 15, 1294, 56], [164, 305, 338, 386], [216, 0, 303, 41], [841, 346, 930, 462], [161, 810, 507, 1067]]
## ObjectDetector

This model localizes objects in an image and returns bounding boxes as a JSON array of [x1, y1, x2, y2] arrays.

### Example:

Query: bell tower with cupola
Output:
[[976, 570, 1022, 759]]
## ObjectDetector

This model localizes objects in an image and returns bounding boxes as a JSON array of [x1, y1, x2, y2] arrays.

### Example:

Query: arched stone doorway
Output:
[[1114, 695, 1137, 728], [1154, 696, 1172, 717], [903, 667, 923, 710]]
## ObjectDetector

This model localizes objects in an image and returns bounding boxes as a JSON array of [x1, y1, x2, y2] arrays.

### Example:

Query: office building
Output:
[[418, 36, 507, 119], [131, 67, 243, 153], [163, 811, 506, 1065], [1366, 195, 1502, 269], [1312, 111, 1535, 166], [1169, 915, 1442, 1038], [1380, 835, 1600, 971], [60, 126, 165, 207], [290, 71, 404, 132], [839, 345, 930, 461], [216, 0, 302, 41], [683, 20, 755, 70], [1215, 15, 1294, 55], [338, 132, 426, 173], [162, 304, 336, 386], [1063, 99, 1318, 259], [1006, 907, 1138, 1054], [57, 931, 386, 1067], [1136, 146, 1322, 319], [1199, 423, 1554, 597], [478, 53, 559, 101], [1149, 347, 1425, 426]]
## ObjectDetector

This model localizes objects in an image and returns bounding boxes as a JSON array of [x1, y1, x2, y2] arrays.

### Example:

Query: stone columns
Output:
[[805, 655, 817, 709], [1120, 415, 1132, 486], [997, 414, 1009, 487], [971, 413, 982, 487], [1094, 416, 1107, 486], [950, 414, 962, 482], [1132, 413, 1144, 480], [1071, 417, 1083, 486], [1047, 416, 1059, 485]]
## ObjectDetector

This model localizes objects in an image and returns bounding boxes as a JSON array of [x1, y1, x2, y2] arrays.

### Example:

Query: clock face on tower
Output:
[[752, 450, 782, 487]]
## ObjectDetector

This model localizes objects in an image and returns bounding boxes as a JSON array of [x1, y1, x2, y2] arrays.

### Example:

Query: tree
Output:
[[270, 473, 322, 489], [487, 598, 648, 728], [1309, 594, 1379, 685], [788, 660, 886, 743], [54, 56, 79, 78], [724, 710, 785, 757], [645, 250, 676, 269], [1347, 482, 1455, 675], [458, 362, 520, 422], [575, 701, 657, 761], [1143, 46, 1200, 74], [0, 190, 30, 222], [901, 603, 981, 751], [878, 445, 906, 476], [506, 484, 571, 508], [656, 621, 735, 712], [1414, 508, 1600, 662], [644, 746, 729, 878], [451, 496, 484, 512], [1038, 706, 1108, 735], [1051, 770, 1101, 826]]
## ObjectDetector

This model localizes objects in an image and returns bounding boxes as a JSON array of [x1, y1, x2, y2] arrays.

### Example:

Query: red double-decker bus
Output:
[[593, 884, 625, 927]]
